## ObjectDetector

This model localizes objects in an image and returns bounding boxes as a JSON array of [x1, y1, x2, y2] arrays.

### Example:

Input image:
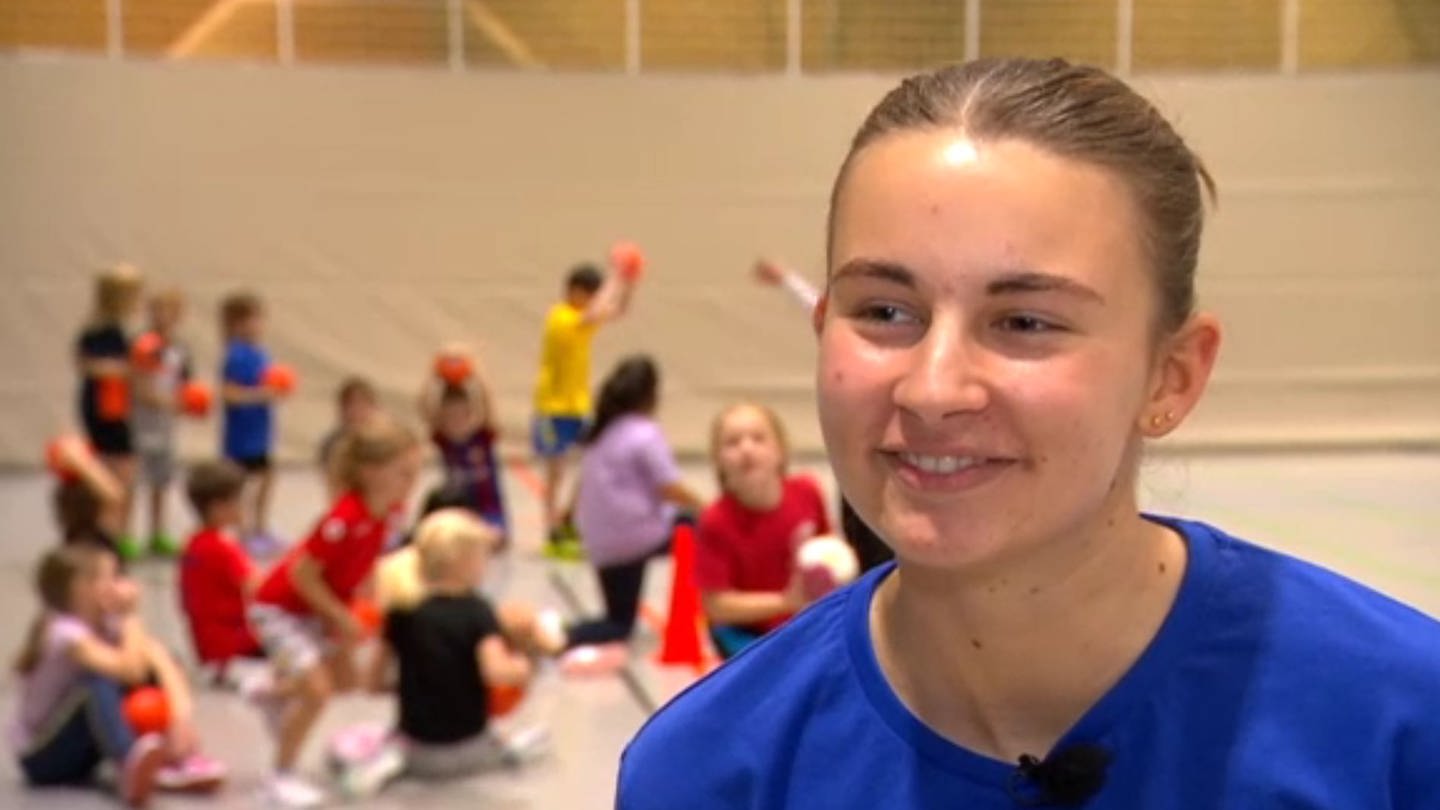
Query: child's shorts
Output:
[[247, 603, 327, 677], [138, 446, 175, 487], [530, 415, 587, 458], [84, 419, 133, 456]]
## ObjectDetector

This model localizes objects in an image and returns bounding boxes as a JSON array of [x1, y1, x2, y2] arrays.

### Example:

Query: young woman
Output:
[[619, 58, 1440, 808]]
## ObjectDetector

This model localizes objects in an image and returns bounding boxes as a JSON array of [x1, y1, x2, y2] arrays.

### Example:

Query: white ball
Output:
[[797, 535, 860, 585]]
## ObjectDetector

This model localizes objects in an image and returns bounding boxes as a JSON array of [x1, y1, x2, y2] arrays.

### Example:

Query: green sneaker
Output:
[[148, 533, 180, 557], [542, 536, 586, 562], [115, 535, 145, 562]]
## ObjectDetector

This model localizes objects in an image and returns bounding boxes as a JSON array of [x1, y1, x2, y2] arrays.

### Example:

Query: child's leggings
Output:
[[19, 674, 140, 785]]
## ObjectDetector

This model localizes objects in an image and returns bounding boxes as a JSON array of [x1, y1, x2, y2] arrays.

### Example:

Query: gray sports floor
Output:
[[0, 450, 1436, 808]]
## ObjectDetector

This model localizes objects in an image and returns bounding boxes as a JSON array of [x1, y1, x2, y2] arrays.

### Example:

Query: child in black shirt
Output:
[[342, 510, 556, 798]]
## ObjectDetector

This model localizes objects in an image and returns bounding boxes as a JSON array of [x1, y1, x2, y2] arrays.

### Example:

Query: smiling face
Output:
[[713, 404, 787, 502], [818, 133, 1172, 572]]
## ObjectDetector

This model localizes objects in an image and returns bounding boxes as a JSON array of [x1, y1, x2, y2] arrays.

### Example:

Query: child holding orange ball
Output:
[[338, 510, 555, 799], [11, 544, 225, 806], [219, 291, 294, 556], [131, 287, 196, 557], [533, 249, 643, 558], [247, 416, 420, 808], [74, 263, 143, 557], [418, 344, 508, 544]]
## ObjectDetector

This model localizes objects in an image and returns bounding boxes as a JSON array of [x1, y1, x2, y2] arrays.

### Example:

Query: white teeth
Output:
[[899, 453, 982, 474]]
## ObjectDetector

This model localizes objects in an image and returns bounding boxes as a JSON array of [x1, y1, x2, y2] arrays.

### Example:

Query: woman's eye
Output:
[[856, 304, 917, 325], [997, 314, 1061, 334]]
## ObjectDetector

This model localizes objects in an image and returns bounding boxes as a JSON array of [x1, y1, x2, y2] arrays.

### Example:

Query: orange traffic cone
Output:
[[657, 524, 706, 671]]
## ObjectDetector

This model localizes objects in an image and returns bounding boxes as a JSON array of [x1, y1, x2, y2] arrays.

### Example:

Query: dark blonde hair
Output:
[[331, 414, 418, 494], [709, 402, 791, 494], [829, 58, 1215, 335], [219, 291, 263, 338], [186, 460, 246, 521], [14, 545, 108, 675], [337, 376, 377, 409], [90, 263, 142, 327]]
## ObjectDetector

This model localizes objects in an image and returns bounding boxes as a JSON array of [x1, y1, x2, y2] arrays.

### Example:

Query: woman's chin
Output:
[[879, 515, 1008, 572]]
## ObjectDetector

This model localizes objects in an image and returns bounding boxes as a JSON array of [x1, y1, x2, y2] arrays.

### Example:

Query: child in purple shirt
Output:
[[561, 356, 702, 649]]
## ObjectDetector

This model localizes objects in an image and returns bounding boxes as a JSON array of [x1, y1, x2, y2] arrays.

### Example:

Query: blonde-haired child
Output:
[[696, 402, 832, 658], [339, 510, 555, 798], [75, 263, 143, 558], [247, 415, 420, 808]]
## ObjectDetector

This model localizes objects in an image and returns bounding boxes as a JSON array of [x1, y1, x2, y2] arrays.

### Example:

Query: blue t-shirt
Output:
[[222, 340, 272, 459], [619, 517, 1440, 808]]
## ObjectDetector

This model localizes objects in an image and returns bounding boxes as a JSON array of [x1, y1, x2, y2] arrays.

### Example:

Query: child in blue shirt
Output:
[[218, 292, 285, 555], [619, 58, 1440, 809]]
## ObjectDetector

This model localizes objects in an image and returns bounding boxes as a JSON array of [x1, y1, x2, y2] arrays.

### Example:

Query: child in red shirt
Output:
[[695, 403, 830, 659], [179, 460, 261, 685], [248, 416, 421, 808]]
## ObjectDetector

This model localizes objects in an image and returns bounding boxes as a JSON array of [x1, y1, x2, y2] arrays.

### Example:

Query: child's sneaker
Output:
[[336, 739, 404, 800], [500, 724, 552, 766], [116, 535, 146, 562], [558, 642, 629, 677], [120, 733, 166, 808], [245, 532, 286, 561], [534, 609, 568, 655], [157, 753, 227, 793], [542, 536, 585, 562], [148, 533, 180, 557], [260, 772, 327, 808]]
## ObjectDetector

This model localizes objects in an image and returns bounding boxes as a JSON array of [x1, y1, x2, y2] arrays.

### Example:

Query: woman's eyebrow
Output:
[[986, 271, 1105, 304], [830, 259, 916, 288]]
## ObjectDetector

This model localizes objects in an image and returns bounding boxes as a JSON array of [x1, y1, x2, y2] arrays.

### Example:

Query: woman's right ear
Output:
[[812, 295, 828, 337]]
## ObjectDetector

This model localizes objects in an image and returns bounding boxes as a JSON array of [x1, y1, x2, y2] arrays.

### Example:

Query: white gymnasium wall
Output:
[[0, 57, 1436, 465]]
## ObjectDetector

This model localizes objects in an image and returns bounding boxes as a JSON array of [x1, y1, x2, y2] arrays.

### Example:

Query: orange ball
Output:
[[350, 598, 382, 637], [262, 363, 298, 395], [122, 686, 170, 735], [44, 437, 86, 483], [488, 683, 525, 717], [434, 353, 473, 386], [178, 380, 213, 418], [130, 332, 163, 372], [609, 241, 646, 281]]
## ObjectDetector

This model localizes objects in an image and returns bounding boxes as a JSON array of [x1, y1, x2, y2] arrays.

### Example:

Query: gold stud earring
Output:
[[1149, 414, 1164, 429]]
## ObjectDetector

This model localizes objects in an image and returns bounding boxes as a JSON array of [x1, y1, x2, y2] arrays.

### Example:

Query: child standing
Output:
[[219, 291, 287, 554], [317, 377, 378, 499], [11, 545, 224, 806], [131, 287, 192, 557], [561, 356, 703, 650], [179, 460, 262, 686], [696, 403, 831, 659], [75, 263, 143, 558], [248, 416, 420, 808], [418, 348, 508, 544], [532, 261, 639, 556], [340, 510, 553, 798]]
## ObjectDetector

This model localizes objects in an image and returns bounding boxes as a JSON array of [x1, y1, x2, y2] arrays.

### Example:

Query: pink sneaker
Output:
[[158, 753, 227, 793], [559, 643, 629, 677], [120, 733, 166, 808]]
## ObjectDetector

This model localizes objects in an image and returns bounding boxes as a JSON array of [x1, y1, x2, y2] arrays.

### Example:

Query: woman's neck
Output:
[[872, 505, 1187, 764]]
